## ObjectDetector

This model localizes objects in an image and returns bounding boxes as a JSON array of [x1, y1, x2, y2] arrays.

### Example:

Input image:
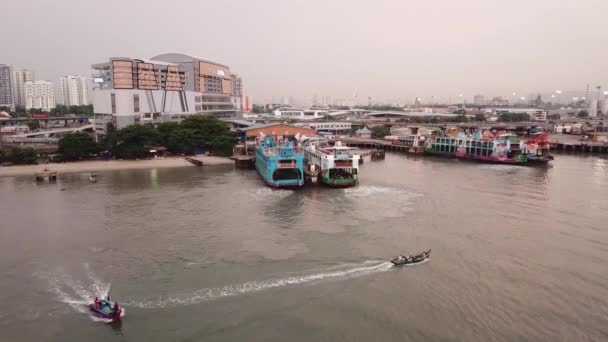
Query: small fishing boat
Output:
[[390, 250, 431, 266], [89, 297, 122, 321]]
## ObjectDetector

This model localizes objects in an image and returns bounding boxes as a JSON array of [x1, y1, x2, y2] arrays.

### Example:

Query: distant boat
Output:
[[89, 174, 97, 183], [390, 250, 431, 266]]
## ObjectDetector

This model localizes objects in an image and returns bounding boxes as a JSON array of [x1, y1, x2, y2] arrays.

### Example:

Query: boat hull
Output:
[[320, 175, 358, 188], [255, 157, 304, 188], [89, 303, 122, 321]]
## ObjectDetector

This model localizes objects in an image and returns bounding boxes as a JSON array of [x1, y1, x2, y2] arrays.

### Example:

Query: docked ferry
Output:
[[255, 135, 305, 188], [523, 132, 554, 163], [424, 133, 528, 164], [302, 138, 360, 187]]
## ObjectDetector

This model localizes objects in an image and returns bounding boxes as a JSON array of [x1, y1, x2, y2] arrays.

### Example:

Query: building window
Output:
[[111, 93, 116, 114], [133, 94, 140, 113]]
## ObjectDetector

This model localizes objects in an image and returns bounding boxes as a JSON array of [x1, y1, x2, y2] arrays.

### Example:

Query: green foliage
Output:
[[109, 124, 161, 159], [50, 104, 93, 117], [371, 125, 390, 139], [577, 110, 589, 118], [27, 120, 40, 131], [58, 132, 99, 161], [156, 122, 180, 143], [104, 115, 236, 159], [180, 115, 235, 156], [0, 147, 37, 165], [252, 104, 265, 113], [167, 128, 198, 154], [28, 108, 46, 115], [474, 114, 486, 122], [452, 109, 466, 115], [453, 114, 468, 122]]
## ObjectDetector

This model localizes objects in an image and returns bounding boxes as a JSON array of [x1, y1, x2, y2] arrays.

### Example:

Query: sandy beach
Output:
[[0, 156, 233, 177]]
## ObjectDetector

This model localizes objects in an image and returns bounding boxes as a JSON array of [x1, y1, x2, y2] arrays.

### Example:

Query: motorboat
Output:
[[89, 174, 97, 183], [390, 250, 431, 266], [90, 297, 122, 321]]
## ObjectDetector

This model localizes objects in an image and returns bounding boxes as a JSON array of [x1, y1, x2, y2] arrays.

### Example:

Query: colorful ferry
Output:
[[302, 138, 360, 187], [425, 132, 527, 164], [255, 135, 305, 188], [523, 132, 554, 163]]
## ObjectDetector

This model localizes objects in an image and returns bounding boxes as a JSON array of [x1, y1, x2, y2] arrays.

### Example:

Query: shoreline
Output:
[[0, 156, 233, 177]]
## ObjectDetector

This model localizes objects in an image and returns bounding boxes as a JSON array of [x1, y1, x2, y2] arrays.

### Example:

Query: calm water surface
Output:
[[1, 154, 607, 341]]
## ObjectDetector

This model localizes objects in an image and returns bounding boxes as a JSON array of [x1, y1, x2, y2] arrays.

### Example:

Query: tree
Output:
[[181, 115, 236, 155], [167, 128, 198, 154], [58, 132, 99, 161], [109, 124, 161, 159], [577, 110, 589, 118], [51, 105, 69, 116], [452, 109, 466, 115], [252, 104, 265, 113], [474, 114, 486, 122], [27, 120, 40, 131], [371, 125, 390, 139], [2, 147, 37, 165], [156, 122, 180, 143]]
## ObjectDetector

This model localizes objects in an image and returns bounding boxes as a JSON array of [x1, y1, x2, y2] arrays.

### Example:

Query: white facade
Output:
[[91, 55, 240, 133], [273, 108, 329, 120], [25, 81, 56, 111], [60, 75, 88, 106], [295, 121, 352, 132], [92, 89, 203, 128], [0, 64, 14, 110], [12, 69, 32, 107]]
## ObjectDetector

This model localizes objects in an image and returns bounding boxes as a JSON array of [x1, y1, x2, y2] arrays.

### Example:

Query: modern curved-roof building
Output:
[[91, 53, 243, 133]]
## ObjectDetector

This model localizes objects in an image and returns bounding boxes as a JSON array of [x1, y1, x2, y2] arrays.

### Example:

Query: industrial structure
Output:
[[91, 53, 243, 134]]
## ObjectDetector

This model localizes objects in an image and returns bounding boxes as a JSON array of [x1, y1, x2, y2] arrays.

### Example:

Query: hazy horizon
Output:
[[3, 0, 607, 104]]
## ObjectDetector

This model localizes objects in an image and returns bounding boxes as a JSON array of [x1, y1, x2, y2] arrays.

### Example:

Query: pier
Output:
[[35, 170, 58, 182], [341, 138, 425, 154]]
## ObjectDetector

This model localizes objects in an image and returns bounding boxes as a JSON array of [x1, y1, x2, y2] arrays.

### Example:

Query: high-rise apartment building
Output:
[[91, 53, 241, 133], [244, 95, 253, 112], [60, 75, 88, 106], [24, 81, 56, 111], [231, 73, 243, 111], [0, 64, 14, 110], [588, 86, 602, 118], [473, 94, 485, 105], [12, 69, 33, 107]]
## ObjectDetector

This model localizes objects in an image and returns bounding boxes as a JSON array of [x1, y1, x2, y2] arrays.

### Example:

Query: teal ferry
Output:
[[255, 135, 305, 188]]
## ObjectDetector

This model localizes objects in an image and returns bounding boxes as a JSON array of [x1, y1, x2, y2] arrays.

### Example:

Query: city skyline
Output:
[[2, 0, 608, 103]]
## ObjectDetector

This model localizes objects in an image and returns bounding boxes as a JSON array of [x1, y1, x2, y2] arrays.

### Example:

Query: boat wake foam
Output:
[[342, 186, 423, 219], [127, 261, 393, 309], [47, 264, 120, 322]]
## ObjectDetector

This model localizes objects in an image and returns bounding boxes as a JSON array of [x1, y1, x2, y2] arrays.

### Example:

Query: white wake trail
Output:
[[128, 261, 393, 309], [47, 266, 115, 322]]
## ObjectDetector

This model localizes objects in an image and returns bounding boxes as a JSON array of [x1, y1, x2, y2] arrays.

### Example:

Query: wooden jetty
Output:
[[233, 155, 255, 169], [551, 142, 608, 154], [185, 157, 204, 166], [35, 170, 58, 182]]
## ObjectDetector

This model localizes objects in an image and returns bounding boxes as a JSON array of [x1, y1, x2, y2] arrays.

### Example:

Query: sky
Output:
[[2, 0, 608, 104]]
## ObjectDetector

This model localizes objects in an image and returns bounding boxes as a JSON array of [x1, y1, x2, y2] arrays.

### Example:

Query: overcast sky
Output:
[[3, 0, 607, 104]]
